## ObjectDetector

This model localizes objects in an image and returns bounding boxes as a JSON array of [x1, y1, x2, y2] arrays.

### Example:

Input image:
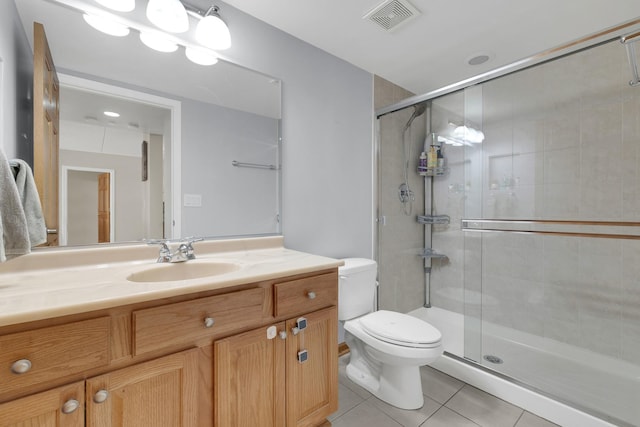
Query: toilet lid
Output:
[[360, 310, 442, 348]]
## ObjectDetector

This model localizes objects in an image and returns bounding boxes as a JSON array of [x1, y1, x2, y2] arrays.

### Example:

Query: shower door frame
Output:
[[374, 16, 640, 427]]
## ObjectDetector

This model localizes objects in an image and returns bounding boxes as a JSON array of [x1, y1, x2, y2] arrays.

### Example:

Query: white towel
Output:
[[0, 149, 30, 262], [13, 159, 47, 247]]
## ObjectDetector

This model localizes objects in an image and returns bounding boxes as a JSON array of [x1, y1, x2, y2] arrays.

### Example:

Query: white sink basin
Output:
[[127, 261, 240, 283]]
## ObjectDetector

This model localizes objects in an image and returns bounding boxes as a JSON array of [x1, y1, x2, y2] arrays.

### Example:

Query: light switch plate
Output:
[[183, 194, 202, 207]]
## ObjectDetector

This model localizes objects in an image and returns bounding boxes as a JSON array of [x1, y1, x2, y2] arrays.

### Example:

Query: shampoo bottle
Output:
[[418, 152, 427, 175]]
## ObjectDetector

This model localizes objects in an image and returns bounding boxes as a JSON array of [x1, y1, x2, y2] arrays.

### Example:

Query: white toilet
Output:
[[339, 258, 443, 410]]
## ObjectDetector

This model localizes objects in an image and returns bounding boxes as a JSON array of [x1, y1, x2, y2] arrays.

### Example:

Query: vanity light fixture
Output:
[[185, 46, 219, 65], [57, 0, 228, 66], [83, 13, 130, 36], [146, 0, 189, 33], [95, 0, 135, 12], [104, 111, 120, 117], [193, 5, 231, 50], [140, 31, 179, 52]]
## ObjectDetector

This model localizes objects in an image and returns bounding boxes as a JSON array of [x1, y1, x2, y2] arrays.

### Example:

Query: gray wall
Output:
[[0, 1, 33, 162], [3, 0, 375, 259], [219, 3, 375, 259], [181, 100, 280, 238]]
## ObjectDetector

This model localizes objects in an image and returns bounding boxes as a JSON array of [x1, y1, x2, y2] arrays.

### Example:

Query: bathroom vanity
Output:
[[0, 237, 339, 426]]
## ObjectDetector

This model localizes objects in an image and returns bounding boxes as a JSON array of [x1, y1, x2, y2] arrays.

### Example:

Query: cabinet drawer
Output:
[[0, 317, 110, 393], [133, 287, 266, 355], [274, 272, 337, 318]]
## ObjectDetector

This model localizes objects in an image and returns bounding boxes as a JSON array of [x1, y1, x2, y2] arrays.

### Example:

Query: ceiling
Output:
[[14, 0, 640, 126], [223, 0, 640, 96]]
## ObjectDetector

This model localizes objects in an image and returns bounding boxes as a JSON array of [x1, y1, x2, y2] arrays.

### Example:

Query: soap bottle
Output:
[[418, 152, 427, 175], [437, 144, 444, 169]]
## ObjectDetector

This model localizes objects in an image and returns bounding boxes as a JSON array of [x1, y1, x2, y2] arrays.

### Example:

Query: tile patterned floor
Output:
[[330, 355, 560, 427]]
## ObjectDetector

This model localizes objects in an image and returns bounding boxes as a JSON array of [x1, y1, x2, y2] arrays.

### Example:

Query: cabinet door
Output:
[[286, 306, 338, 427], [86, 348, 199, 427], [214, 323, 286, 427], [0, 381, 84, 427]]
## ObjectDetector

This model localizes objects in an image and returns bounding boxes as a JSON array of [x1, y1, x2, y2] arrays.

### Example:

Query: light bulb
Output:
[[139, 32, 178, 52], [146, 0, 189, 33], [185, 47, 219, 66], [195, 13, 231, 50], [83, 13, 130, 37], [95, 0, 135, 12]]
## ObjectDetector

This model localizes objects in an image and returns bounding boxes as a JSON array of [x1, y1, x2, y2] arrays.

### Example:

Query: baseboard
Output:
[[338, 342, 349, 357]]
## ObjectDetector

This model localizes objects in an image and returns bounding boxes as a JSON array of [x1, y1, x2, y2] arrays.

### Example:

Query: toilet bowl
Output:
[[339, 258, 443, 410]]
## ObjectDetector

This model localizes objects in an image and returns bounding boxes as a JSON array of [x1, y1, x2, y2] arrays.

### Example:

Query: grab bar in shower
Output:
[[462, 219, 640, 240], [231, 160, 278, 170]]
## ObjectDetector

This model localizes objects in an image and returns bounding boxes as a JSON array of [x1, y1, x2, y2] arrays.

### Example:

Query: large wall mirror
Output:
[[15, 0, 282, 247]]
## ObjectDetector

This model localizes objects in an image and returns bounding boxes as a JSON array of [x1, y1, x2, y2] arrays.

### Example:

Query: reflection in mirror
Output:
[[15, 0, 282, 247], [58, 76, 175, 245]]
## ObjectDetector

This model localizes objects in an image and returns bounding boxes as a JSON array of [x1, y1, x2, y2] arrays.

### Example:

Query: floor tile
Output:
[[420, 406, 480, 427], [445, 385, 523, 427], [419, 365, 465, 404], [515, 411, 560, 427], [369, 395, 441, 427], [330, 400, 402, 427], [329, 383, 367, 421]]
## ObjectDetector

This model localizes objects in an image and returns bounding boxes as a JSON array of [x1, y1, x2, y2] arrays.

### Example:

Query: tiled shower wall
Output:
[[430, 39, 640, 363], [375, 76, 427, 313]]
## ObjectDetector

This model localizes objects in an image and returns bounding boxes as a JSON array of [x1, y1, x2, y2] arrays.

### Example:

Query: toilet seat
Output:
[[359, 310, 441, 348]]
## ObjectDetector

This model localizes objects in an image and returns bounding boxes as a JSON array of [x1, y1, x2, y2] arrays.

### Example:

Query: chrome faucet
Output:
[[148, 238, 203, 263]]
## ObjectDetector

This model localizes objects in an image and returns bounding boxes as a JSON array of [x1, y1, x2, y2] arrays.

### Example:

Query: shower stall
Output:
[[375, 22, 640, 427]]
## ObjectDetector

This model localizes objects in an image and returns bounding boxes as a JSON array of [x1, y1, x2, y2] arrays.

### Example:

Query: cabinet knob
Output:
[[307, 291, 316, 300], [279, 330, 287, 340], [61, 399, 80, 414], [94, 389, 109, 403], [10, 359, 32, 374], [204, 317, 215, 328]]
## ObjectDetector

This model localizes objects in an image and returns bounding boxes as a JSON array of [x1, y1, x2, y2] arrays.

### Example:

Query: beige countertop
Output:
[[0, 236, 343, 328]]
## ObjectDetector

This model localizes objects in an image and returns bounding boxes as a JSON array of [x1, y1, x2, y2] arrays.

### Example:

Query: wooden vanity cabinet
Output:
[[0, 268, 338, 427], [215, 272, 338, 427], [85, 348, 200, 427], [0, 349, 201, 427], [0, 380, 85, 427]]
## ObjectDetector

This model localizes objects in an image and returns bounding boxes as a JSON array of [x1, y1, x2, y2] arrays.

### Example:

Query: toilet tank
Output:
[[338, 258, 378, 321]]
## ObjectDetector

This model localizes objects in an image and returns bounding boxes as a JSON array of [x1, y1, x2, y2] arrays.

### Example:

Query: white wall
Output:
[[61, 149, 144, 243], [66, 170, 99, 245]]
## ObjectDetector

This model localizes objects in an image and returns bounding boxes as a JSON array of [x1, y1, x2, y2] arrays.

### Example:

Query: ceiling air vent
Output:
[[363, 0, 421, 32]]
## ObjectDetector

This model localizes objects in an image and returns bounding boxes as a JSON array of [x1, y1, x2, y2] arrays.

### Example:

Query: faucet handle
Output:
[[145, 239, 172, 263], [182, 237, 204, 260]]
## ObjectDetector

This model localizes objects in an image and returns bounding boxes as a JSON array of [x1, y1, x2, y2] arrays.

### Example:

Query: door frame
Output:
[[57, 73, 182, 241], [60, 165, 115, 246]]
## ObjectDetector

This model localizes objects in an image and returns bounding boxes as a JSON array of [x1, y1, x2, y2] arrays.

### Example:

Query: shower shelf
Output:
[[419, 167, 448, 176], [417, 215, 450, 225], [418, 248, 447, 259]]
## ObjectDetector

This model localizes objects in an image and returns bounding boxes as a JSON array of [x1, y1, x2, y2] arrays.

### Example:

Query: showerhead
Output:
[[403, 101, 428, 131]]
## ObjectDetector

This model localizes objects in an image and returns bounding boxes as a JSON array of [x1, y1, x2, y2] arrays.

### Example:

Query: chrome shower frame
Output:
[[374, 16, 640, 310]]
